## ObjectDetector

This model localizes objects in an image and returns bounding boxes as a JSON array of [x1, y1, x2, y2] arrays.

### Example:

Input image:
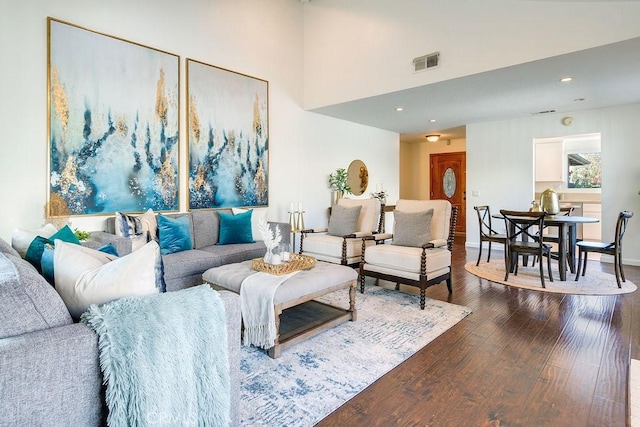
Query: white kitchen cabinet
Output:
[[535, 141, 564, 182], [582, 203, 602, 241]]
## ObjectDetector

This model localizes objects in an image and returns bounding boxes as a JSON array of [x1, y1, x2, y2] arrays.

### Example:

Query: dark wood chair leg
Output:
[[614, 252, 622, 288], [476, 240, 483, 266], [359, 267, 366, 293], [487, 241, 492, 263], [539, 251, 545, 288], [446, 276, 453, 293], [546, 252, 553, 283], [420, 288, 426, 310], [575, 249, 583, 281], [581, 251, 588, 277]]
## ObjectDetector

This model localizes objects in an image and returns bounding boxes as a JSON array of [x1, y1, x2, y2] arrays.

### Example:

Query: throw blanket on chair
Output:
[[240, 271, 298, 349], [81, 285, 230, 427]]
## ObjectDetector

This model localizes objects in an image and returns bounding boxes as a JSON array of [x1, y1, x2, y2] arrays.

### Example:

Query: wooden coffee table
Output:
[[203, 260, 357, 358]]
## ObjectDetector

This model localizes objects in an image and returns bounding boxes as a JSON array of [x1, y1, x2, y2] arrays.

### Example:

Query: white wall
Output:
[[0, 0, 399, 242], [303, 0, 640, 109], [466, 103, 640, 265]]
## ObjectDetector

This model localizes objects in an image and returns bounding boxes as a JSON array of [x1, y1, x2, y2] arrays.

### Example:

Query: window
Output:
[[567, 152, 601, 188]]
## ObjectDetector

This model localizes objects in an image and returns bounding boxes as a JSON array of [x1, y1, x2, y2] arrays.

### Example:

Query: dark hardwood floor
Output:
[[317, 238, 640, 427]]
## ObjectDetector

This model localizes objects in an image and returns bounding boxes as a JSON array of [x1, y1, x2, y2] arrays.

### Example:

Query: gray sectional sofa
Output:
[[0, 236, 242, 426], [93, 209, 291, 292]]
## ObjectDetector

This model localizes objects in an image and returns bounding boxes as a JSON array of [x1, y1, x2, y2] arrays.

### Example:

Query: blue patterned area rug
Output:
[[239, 284, 472, 425]]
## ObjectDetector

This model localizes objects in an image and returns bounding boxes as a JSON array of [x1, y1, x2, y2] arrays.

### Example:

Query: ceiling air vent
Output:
[[413, 52, 440, 73]]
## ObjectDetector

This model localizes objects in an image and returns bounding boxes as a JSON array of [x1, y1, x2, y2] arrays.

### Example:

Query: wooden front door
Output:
[[430, 152, 466, 233]]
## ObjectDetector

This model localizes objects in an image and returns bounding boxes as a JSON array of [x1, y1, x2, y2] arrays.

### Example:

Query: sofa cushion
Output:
[[328, 205, 362, 236], [157, 214, 193, 255], [54, 240, 162, 319], [392, 209, 433, 248], [0, 244, 73, 339], [11, 223, 58, 258], [231, 207, 268, 241], [115, 209, 157, 251], [25, 225, 80, 272], [218, 211, 255, 245], [190, 210, 220, 249]]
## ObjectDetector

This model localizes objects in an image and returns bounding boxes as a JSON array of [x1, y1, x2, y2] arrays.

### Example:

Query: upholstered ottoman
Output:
[[203, 260, 357, 358]]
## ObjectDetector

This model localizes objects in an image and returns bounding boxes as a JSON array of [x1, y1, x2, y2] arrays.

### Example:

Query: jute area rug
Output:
[[465, 259, 636, 295], [239, 284, 472, 426]]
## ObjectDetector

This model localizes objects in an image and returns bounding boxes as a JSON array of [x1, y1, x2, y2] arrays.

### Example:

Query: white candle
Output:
[[282, 252, 290, 262], [298, 201, 303, 212], [271, 254, 282, 265]]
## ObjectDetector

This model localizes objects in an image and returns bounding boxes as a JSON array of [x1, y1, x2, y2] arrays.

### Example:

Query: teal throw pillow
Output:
[[25, 225, 80, 272], [157, 215, 193, 255], [217, 210, 255, 245]]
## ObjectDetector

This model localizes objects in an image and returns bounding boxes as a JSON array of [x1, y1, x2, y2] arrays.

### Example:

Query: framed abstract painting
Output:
[[186, 59, 269, 209], [47, 18, 180, 216]]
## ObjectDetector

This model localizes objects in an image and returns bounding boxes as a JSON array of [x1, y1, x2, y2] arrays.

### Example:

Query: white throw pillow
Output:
[[231, 207, 268, 241], [11, 223, 58, 258], [54, 239, 161, 319], [115, 208, 157, 251]]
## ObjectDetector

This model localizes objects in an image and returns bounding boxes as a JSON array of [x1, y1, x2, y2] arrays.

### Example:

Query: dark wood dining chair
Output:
[[575, 210, 633, 288], [474, 205, 507, 266], [532, 206, 574, 269], [501, 210, 553, 288]]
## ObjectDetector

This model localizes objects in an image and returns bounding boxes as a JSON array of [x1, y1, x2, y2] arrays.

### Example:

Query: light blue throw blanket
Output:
[[81, 285, 230, 426]]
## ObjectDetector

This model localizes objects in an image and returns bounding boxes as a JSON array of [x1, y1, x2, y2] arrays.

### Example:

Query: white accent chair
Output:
[[299, 198, 384, 266], [359, 199, 457, 309]]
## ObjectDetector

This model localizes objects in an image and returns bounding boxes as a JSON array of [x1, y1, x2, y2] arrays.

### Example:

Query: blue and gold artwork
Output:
[[48, 18, 179, 215], [187, 59, 268, 209]]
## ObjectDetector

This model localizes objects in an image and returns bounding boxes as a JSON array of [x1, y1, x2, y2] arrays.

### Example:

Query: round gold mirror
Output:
[[347, 159, 368, 196]]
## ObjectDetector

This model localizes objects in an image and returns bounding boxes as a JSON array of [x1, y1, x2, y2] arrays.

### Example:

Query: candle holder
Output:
[[289, 211, 297, 232], [296, 211, 305, 231]]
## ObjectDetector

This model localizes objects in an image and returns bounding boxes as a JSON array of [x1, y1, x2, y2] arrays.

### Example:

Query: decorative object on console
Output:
[[48, 18, 179, 215], [187, 58, 269, 209], [371, 184, 388, 205], [328, 167, 351, 205]]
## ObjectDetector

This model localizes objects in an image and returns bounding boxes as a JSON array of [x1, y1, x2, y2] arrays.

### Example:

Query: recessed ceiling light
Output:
[[560, 77, 573, 83], [395, 107, 404, 112], [429, 119, 437, 123], [574, 98, 585, 102]]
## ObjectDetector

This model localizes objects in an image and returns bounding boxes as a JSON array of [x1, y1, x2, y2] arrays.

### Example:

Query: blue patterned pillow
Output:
[[217, 210, 255, 245], [157, 215, 193, 255]]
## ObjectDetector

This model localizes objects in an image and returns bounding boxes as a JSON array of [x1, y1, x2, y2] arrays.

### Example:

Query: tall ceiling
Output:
[[309, 36, 640, 143]]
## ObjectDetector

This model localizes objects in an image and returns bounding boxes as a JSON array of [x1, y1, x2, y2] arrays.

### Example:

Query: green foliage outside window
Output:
[[568, 152, 601, 188]]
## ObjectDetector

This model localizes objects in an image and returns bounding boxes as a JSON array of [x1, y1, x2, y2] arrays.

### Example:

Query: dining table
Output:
[[493, 213, 600, 281]]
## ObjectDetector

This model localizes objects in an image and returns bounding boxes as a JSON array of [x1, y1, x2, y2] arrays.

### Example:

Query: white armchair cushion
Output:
[[364, 244, 451, 274], [302, 234, 364, 260], [337, 198, 381, 233]]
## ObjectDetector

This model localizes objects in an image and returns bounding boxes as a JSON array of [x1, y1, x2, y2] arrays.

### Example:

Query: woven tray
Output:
[[252, 253, 316, 276]]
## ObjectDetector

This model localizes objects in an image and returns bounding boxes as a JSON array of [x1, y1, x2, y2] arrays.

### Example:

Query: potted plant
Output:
[[328, 168, 351, 204]]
